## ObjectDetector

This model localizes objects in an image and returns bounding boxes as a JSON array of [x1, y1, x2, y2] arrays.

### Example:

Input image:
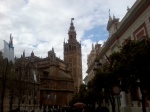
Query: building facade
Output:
[[38, 48, 74, 108], [86, 0, 150, 112], [13, 47, 74, 111], [15, 54, 41, 112], [84, 43, 101, 85], [17, 19, 82, 109], [2, 19, 82, 111]]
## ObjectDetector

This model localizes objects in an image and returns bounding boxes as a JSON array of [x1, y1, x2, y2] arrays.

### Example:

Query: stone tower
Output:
[[64, 18, 82, 92]]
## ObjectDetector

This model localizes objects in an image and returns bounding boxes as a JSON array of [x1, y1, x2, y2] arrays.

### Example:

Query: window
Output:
[[133, 23, 148, 40]]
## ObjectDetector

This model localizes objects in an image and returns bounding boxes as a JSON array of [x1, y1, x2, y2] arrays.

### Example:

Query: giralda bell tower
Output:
[[64, 18, 82, 92]]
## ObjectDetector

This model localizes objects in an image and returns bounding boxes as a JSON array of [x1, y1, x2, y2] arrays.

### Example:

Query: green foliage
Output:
[[109, 38, 150, 87], [70, 38, 150, 109], [70, 83, 97, 106], [109, 38, 150, 106]]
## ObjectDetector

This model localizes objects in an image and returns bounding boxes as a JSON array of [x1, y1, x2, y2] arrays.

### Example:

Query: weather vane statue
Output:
[[71, 18, 74, 22]]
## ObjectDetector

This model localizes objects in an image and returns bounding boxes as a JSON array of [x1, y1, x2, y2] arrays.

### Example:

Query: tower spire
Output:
[[68, 18, 76, 41], [69, 18, 75, 32], [9, 33, 13, 46], [71, 18, 74, 23], [108, 9, 112, 20], [23, 50, 25, 57]]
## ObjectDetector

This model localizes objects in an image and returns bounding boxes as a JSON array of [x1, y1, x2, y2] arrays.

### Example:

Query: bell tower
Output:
[[64, 18, 82, 92]]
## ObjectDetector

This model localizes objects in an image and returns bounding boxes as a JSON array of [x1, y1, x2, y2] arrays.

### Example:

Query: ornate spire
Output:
[[9, 33, 13, 46], [48, 47, 56, 61], [113, 14, 115, 19], [127, 6, 130, 11], [107, 9, 119, 31], [23, 50, 25, 57], [31, 51, 34, 57], [108, 9, 112, 21], [68, 18, 77, 41], [69, 18, 75, 32], [71, 18, 74, 23], [92, 44, 94, 50]]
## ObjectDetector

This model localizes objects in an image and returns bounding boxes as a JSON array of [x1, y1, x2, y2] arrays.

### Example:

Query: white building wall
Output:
[[106, 5, 150, 55], [98, 1, 150, 112]]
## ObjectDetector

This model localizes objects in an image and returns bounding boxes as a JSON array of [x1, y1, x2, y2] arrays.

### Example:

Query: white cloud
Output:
[[0, 0, 136, 79]]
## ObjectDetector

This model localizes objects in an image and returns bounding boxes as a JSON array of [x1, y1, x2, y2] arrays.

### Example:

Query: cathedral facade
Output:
[[13, 19, 82, 111]]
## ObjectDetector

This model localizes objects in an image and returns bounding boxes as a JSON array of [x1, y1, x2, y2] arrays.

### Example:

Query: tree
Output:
[[92, 67, 118, 112], [0, 53, 9, 112], [109, 38, 150, 112], [6, 61, 17, 111]]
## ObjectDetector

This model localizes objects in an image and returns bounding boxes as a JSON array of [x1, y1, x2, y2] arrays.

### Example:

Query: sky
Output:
[[0, 0, 136, 79]]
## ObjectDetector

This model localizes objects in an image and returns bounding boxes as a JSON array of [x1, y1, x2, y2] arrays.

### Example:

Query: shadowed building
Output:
[[86, 0, 150, 112], [13, 19, 82, 110]]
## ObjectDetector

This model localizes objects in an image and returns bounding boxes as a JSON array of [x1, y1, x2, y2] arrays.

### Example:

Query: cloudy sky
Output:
[[0, 0, 136, 79]]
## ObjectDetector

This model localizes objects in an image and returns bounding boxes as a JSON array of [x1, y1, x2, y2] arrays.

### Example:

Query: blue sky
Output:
[[83, 25, 108, 42], [0, 0, 136, 79]]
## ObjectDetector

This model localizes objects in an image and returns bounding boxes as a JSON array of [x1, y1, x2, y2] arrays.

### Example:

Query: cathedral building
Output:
[[10, 19, 82, 111]]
